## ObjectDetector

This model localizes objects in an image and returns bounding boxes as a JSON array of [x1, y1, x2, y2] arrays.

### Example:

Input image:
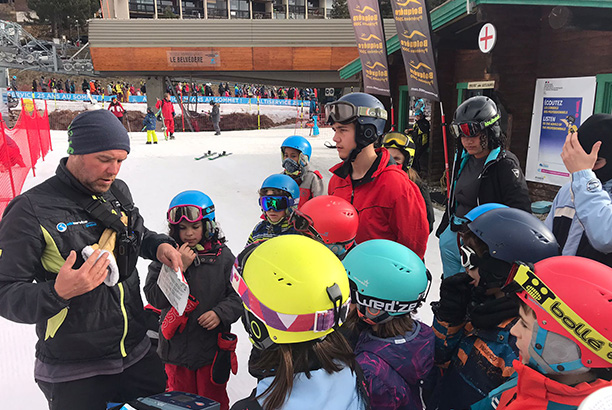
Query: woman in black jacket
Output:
[[437, 96, 531, 279]]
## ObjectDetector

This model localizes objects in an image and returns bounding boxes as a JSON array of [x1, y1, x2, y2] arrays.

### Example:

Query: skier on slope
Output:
[[156, 93, 176, 140]]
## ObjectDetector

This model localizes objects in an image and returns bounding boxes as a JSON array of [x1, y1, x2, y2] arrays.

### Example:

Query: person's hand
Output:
[[561, 131, 601, 173], [433, 272, 473, 325], [198, 310, 220, 330], [54, 250, 110, 300], [178, 243, 196, 270], [157, 242, 183, 272]]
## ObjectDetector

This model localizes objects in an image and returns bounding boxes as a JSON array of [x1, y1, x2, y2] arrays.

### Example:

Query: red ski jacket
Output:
[[328, 148, 428, 259], [472, 360, 612, 410], [156, 99, 175, 119]]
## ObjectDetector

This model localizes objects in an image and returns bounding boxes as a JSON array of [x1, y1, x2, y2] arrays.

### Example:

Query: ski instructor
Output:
[[0, 110, 182, 409]]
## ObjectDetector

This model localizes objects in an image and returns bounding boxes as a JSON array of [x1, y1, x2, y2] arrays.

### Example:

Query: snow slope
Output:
[[0, 126, 442, 408]]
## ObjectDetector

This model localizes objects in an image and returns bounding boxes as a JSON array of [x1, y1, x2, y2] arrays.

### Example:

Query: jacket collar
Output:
[[56, 157, 101, 196], [330, 147, 394, 182]]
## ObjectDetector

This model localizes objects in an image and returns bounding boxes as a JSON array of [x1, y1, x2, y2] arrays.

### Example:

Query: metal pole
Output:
[[440, 101, 451, 199]]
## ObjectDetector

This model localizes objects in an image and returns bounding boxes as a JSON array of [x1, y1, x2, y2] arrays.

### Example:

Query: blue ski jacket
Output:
[[143, 112, 156, 131]]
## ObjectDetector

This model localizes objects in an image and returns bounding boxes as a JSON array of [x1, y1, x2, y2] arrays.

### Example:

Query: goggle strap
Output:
[[357, 106, 388, 120]]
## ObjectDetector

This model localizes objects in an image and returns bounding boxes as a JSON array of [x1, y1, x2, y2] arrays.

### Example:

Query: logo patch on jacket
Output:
[[512, 168, 520, 179], [56, 220, 94, 232]]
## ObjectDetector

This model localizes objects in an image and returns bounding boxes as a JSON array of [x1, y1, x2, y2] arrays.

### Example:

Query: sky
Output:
[[0, 123, 443, 408]]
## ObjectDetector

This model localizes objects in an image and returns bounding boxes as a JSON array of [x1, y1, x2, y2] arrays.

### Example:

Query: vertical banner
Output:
[[391, 0, 439, 101], [347, 0, 390, 96], [525, 77, 597, 186]]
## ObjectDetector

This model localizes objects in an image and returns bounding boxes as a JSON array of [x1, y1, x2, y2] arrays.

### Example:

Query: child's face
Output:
[[283, 147, 301, 163], [332, 122, 357, 161], [510, 304, 537, 364], [387, 147, 406, 167], [262, 189, 287, 223], [178, 220, 203, 247]]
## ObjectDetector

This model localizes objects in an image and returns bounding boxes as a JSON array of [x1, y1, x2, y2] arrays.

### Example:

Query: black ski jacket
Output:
[[0, 158, 173, 364]]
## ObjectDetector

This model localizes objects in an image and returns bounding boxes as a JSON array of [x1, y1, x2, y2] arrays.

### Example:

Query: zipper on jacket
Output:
[[118, 283, 128, 357]]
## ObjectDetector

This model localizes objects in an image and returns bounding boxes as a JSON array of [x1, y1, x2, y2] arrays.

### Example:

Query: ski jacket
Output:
[[211, 104, 220, 122], [156, 99, 175, 119], [414, 177, 435, 233], [108, 101, 125, 118], [286, 166, 325, 209], [0, 158, 173, 365], [546, 169, 612, 266], [430, 314, 519, 410], [144, 241, 242, 371], [356, 321, 434, 410], [471, 360, 612, 410], [143, 113, 157, 131], [246, 217, 299, 246], [231, 365, 366, 410], [436, 147, 530, 237], [328, 148, 428, 259]]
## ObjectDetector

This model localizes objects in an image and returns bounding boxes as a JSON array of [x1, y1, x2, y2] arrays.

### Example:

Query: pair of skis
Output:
[[195, 150, 233, 161]]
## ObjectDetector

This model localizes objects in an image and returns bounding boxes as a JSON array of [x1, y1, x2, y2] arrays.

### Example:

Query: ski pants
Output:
[[146, 130, 158, 143], [164, 118, 175, 136], [439, 224, 464, 279], [213, 120, 220, 134], [165, 363, 229, 410]]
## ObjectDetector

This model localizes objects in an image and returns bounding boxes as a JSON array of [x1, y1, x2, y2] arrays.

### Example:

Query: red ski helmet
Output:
[[510, 256, 612, 374], [290, 195, 358, 255]]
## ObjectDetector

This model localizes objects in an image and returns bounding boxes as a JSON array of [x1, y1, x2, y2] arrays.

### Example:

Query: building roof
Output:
[[339, 0, 612, 79]]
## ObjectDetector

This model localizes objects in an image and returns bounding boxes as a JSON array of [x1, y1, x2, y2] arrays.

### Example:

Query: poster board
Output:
[[525, 77, 597, 186]]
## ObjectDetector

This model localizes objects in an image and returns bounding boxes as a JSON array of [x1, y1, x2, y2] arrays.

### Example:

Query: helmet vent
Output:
[[273, 271, 292, 286], [392, 263, 408, 272]]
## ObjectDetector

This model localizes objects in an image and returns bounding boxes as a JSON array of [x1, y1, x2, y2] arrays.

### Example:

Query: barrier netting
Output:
[[0, 99, 52, 217]]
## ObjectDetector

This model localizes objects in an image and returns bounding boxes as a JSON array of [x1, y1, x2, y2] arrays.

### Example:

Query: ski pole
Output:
[[440, 101, 451, 199]]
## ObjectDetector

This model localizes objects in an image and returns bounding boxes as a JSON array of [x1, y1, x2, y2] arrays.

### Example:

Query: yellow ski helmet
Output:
[[232, 235, 350, 349]]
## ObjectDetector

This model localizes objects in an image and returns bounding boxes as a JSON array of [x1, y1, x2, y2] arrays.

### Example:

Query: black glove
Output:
[[433, 272, 473, 325], [469, 294, 519, 329], [211, 332, 238, 385]]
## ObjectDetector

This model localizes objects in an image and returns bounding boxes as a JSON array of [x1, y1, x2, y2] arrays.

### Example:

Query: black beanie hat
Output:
[[67, 110, 130, 155], [578, 114, 612, 182]]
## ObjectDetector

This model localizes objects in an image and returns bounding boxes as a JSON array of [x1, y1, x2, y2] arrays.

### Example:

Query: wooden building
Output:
[[340, 0, 612, 199]]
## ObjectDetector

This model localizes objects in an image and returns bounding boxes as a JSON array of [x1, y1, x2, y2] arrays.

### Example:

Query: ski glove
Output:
[[161, 295, 199, 340], [211, 332, 238, 385], [433, 272, 473, 325]]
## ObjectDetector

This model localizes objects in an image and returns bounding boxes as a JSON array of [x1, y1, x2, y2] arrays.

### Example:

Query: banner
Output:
[[347, 0, 390, 96], [525, 76, 597, 186], [391, 0, 439, 101]]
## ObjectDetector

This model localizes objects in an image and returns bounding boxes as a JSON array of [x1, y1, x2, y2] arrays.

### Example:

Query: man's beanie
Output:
[[67, 110, 130, 155], [578, 113, 612, 182]]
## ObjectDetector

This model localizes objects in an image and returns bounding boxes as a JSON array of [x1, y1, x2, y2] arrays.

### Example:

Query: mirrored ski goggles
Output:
[[449, 113, 500, 138], [290, 211, 324, 242], [259, 195, 295, 212], [459, 244, 480, 271], [382, 132, 410, 149], [324, 101, 388, 124], [167, 205, 214, 225], [231, 264, 350, 336]]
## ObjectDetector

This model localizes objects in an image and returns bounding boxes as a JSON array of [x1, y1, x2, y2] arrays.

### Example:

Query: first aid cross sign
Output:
[[478, 23, 497, 54]]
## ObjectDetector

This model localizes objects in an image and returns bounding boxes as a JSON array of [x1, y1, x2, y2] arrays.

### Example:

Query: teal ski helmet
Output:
[[343, 239, 431, 324]]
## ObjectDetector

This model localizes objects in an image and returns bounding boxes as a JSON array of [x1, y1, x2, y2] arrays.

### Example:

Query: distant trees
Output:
[[27, 0, 98, 38]]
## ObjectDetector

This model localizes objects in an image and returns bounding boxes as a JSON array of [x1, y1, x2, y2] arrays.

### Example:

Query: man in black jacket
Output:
[[0, 110, 182, 410]]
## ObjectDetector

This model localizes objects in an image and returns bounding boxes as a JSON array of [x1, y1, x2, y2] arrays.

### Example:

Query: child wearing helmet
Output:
[[429, 204, 559, 410], [437, 96, 531, 279], [144, 190, 242, 410], [246, 174, 300, 245], [410, 100, 430, 174], [280, 135, 324, 208], [546, 114, 612, 267], [326, 92, 429, 259], [143, 107, 158, 144], [471, 256, 612, 410], [230, 236, 367, 410], [343, 239, 434, 410], [382, 131, 435, 232], [289, 195, 358, 259]]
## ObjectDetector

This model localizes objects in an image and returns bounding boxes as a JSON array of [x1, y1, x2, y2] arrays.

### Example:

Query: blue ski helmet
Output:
[[168, 190, 216, 221], [464, 203, 508, 222], [343, 239, 431, 324], [466, 207, 559, 288], [260, 174, 300, 200], [281, 136, 312, 167]]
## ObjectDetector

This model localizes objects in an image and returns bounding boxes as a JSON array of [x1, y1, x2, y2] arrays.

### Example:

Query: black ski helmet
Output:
[[451, 96, 503, 150], [466, 206, 559, 288], [326, 92, 388, 161], [577, 114, 612, 182]]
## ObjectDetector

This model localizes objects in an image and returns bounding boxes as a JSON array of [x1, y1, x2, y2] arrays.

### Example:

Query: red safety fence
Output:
[[0, 99, 52, 217]]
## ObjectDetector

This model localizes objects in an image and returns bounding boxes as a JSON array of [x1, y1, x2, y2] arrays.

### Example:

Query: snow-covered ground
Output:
[[0, 125, 442, 408]]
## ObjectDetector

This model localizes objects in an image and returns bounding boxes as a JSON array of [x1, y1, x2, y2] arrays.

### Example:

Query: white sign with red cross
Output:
[[478, 23, 497, 54]]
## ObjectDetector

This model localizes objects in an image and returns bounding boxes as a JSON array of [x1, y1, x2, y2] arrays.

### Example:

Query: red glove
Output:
[[211, 332, 238, 385], [161, 295, 199, 340]]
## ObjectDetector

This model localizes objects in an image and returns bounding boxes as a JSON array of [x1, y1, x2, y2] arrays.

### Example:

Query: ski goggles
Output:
[[290, 211, 324, 242], [167, 204, 215, 225], [259, 195, 295, 212], [449, 113, 500, 138], [382, 132, 411, 149], [459, 244, 480, 271], [324, 101, 388, 124]]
